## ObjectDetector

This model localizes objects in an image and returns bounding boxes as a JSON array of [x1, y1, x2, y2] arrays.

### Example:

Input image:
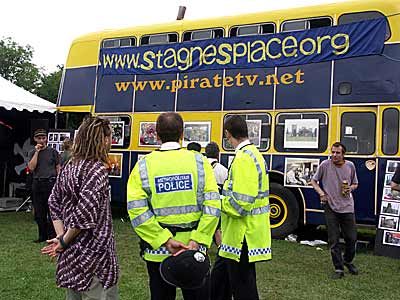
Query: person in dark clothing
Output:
[[187, 142, 201, 153], [28, 129, 60, 243]]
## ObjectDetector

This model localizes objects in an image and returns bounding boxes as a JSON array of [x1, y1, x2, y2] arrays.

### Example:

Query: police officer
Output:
[[127, 112, 221, 300], [216, 115, 271, 300]]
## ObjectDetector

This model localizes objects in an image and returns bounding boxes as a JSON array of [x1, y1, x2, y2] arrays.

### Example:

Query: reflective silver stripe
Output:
[[228, 197, 248, 216], [243, 149, 263, 194], [204, 192, 220, 201], [195, 153, 205, 205], [220, 244, 242, 256], [146, 245, 207, 255], [258, 191, 269, 198], [248, 247, 272, 256], [127, 199, 148, 210], [131, 210, 154, 228], [227, 197, 270, 216], [138, 159, 151, 197], [159, 220, 199, 228], [251, 204, 270, 215], [222, 189, 256, 203], [203, 205, 221, 217], [153, 205, 200, 216]]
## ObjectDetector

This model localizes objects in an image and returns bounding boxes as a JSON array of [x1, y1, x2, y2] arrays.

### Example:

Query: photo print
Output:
[[183, 122, 211, 147], [383, 187, 400, 201], [108, 153, 123, 178], [378, 215, 398, 231], [386, 160, 400, 173], [110, 121, 125, 146], [385, 173, 394, 187], [284, 157, 320, 188], [48, 133, 54, 142], [139, 122, 160, 147], [59, 132, 71, 142], [381, 200, 400, 216], [246, 120, 262, 147], [383, 230, 400, 247], [284, 119, 319, 149]]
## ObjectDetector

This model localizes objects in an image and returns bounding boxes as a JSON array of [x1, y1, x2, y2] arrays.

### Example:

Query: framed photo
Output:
[[383, 187, 400, 201], [228, 155, 235, 168], [385, 174, 394, 187], [59, 132, 71, 142], [383, 230, 400, 247], [284, 157, 320, 188], [381, 200, 400, 216], [378, 215, 399, 230], [183, 122, 211, 147], [108, 153, 123, 178], [386, 160, 400, 173], [48, 133, 54, 142], [284, 119, 319, 149], [139, 122, 160, 147], [110, 121, 125, 146], [246, 120, 262, 147], [52, 133, 59, 143]]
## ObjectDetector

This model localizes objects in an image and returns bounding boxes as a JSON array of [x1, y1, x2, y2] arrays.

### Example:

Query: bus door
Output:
[[337, 106, 377, 224]]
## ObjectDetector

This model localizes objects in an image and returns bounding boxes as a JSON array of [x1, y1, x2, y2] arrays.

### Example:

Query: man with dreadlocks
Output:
[[41, 116, 119, 300]]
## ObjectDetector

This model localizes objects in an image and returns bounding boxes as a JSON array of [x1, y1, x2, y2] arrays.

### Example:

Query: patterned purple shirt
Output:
[[49, 160, 119, 291]]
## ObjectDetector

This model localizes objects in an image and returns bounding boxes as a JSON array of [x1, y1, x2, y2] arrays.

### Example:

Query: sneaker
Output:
[[331, 270, 344, 279], [344, 262, 359, 275]]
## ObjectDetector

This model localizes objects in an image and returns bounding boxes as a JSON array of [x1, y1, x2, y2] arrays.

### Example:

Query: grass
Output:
[[1, 212, 399, 300]]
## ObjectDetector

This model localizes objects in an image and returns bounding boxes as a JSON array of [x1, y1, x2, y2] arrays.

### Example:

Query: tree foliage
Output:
[[35, 65, 63, 104]]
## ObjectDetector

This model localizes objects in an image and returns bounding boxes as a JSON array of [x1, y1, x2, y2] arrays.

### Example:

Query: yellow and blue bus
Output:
[[57, 0, 400, 238]]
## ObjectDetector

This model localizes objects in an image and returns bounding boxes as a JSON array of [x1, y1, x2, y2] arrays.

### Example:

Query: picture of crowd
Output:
[[285, 158, 319, 188]]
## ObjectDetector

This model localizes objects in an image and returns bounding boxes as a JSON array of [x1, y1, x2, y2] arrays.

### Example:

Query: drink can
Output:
[[342, 180, 349, 197]]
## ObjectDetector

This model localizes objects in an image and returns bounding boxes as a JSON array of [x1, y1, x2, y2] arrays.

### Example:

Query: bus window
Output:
[[338, 11, 391, 40], [183, 28, 224, 41], [100, 115, 132, 149], [274, 112, 328, 153], [229, 23, 275, 37], [140, 33, 178, 45], [341, 112, 376, 155], [281, 17, 332, 32], [102, 39, 120, 48], [382, 108, 399, 155], [222, 113, 271, 151], [102, 37, 136, 48]]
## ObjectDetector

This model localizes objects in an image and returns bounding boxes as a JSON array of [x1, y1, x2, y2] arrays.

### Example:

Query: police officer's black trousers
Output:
[[146, 261, 210, 300], [217, 240, 259, 300], [211, 252, 232, 300], [32, 179, 56, 241]]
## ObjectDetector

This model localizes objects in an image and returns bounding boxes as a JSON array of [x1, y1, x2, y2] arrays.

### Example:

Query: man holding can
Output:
[[311, 142, 359, 279]]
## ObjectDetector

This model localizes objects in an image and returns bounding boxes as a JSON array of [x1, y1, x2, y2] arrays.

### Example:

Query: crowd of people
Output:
[[31, 113, 379, 299]]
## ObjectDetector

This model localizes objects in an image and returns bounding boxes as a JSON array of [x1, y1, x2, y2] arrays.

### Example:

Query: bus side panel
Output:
[[60, 67, 96, 106], [224, 68, 274, 110], [134, 74, 176, 112], [276, 62, 331, 109], [109, 152, 130, 205], [95, 75, 134, 113], [220, 153, 271, 170], [333, 44, 400, 105], [177, 70, 223, 111]]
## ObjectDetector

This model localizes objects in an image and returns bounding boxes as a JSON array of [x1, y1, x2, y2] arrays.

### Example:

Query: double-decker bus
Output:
[[56, 0, 400, 238]]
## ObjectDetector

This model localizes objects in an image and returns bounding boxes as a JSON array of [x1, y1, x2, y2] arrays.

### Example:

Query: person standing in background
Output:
[[60, 138, 73, 167], [311, 142, 359, 279], [28, 129, 60, 243]]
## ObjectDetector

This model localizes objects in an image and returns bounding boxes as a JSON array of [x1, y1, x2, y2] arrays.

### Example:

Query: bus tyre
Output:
[[269, 182, 299, 239]]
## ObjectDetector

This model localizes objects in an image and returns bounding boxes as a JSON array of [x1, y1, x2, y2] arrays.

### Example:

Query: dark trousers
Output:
[[211, 252, 232, 300], [32, 179, 56, 241], [146, 260, 210, 300], [324, 204, 357, 271], [215, 241, 259, 300]]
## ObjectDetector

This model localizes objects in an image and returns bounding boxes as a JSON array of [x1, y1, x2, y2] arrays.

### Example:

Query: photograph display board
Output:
[[284, 119, 319, 149], [246, 120, 262, 147], [284, 157, 320, 188], [108, 153, 123, 178], [139, 122, 160, 147], [48, 131, 71, 152], [183, 122, 211, 147], [110, 121, 125, 146]]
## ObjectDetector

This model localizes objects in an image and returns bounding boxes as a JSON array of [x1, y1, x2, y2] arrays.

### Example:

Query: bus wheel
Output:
[[269, 182, 299, 239]]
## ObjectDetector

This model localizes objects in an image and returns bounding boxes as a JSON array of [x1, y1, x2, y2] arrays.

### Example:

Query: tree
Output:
[[36, 65, 63, 104], [0, 37, 41, 92]]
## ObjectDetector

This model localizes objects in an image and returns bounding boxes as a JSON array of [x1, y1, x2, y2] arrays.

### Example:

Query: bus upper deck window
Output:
[[339, 11, 391, 40], [230, 23, 275, 37], [119, 38, 132, 47], [141, 33, 178, 45], [102, 39, 120, 48], [281, 17, 332, 32], [183, 28, 224, 42]]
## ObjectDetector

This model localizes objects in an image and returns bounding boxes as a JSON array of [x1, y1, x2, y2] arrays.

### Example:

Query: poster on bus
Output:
[[284, 119, 319, 149], [386, 160, 400, 173], [110, 121, 124, 146], [139, 122, 160, 147], [284, 157, 320, 188], [379, 215, 399, 231], [183, 122, 211, 147], [108, 153, 123, 178], [381, 200, 400, 217], [246, 120, 262, 147], [383, 230, 400, 247]]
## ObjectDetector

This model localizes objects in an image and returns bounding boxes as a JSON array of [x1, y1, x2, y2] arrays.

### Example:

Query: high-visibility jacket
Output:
[[220, 144, 271, 262], [127, 148, 221, 262]]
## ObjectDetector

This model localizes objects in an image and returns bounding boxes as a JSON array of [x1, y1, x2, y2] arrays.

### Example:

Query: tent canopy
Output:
[[0, 76, 56, 113]]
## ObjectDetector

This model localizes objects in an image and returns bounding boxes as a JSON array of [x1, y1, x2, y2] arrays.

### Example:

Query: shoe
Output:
[[344, 262, 359, 275], [331, 270, 344, 279]]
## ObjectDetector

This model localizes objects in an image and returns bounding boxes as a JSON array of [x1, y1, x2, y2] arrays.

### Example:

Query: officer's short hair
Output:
[[187, 142, 201, 152], [332, 142, 346, 154], [224, 115, 248, 139], [156, 112, 183, 143], [205, 142, 219, 159]]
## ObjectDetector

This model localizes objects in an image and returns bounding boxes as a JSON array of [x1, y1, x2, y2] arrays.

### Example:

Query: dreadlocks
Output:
[[73, 116, 111, 163]]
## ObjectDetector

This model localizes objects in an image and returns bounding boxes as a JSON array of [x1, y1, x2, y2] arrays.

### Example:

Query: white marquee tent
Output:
[[0, 76, 56, 113]]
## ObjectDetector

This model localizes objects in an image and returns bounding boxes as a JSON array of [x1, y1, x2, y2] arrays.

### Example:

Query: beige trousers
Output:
[[66, 276, 118, 300]]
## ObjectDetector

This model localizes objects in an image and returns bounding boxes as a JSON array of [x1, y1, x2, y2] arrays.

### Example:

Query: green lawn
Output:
[[0, 212, 399, 300]]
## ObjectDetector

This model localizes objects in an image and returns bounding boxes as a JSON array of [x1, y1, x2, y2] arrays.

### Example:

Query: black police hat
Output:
[[159, 250, 210, 290]]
